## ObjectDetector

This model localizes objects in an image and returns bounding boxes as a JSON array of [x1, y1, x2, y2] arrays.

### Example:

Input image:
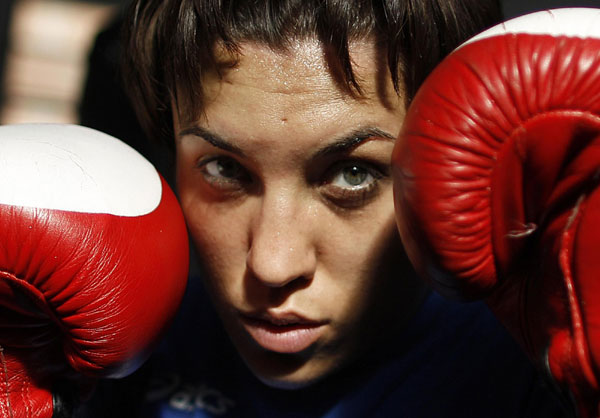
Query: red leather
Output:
[[393, 24, 600, 418], [0, 132, 189, 417]]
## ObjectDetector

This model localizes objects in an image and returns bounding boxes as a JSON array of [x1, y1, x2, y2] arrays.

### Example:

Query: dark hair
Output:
[[123, 0, 502, 146]]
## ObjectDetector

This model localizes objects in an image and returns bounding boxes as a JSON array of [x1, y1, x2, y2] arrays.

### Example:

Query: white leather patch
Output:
[[463, 8, 600, 47], [0, 124, 162, 216]]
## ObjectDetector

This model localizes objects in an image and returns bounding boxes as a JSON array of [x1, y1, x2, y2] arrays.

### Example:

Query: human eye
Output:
[[320, 160, 386, 208], [196, 156, 251, 191]]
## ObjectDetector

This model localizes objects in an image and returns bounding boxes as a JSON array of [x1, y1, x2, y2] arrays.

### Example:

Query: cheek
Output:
[[179, 186, 249, 295], [319, 198, 401, 313], [176, 152, 246, 262], [328, 191, 398, 269]]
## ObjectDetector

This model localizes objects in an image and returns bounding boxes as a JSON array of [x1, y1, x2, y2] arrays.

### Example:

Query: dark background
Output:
[[71, 0, 600, 16], [503, 0, 599, 17], [66, 0, 600, 15]]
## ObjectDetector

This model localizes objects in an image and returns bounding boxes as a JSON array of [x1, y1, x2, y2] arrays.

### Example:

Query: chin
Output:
[[240, 348, 335, 391], [255, 373, 316, 390]]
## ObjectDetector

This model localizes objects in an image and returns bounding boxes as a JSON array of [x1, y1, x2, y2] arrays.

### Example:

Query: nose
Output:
[[246, 189, 317, 288]]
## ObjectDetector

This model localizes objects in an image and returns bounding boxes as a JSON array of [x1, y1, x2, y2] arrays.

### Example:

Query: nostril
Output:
[[242, 269, 313, 309]]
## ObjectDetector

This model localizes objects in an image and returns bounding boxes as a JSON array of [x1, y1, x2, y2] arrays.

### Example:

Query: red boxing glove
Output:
[[393, 8, 600, 418], [0, 124, 189, 417]]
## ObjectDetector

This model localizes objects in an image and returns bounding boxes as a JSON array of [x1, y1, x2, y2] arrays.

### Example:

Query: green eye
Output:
[[198, 156, 251, 193], [320, 161, 386, 209], [205, 158, 244, 179], [341, 166, 369, 186], [331, 164, 373, 189]]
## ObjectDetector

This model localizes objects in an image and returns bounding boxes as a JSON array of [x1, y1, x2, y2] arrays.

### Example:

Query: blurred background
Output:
[[0, 0, 597, 132], [0, 0, 120, 124]]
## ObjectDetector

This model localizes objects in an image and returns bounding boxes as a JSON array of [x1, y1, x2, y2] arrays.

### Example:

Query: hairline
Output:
[[123, 0, 504, 148], [174, 35, 404, 128]]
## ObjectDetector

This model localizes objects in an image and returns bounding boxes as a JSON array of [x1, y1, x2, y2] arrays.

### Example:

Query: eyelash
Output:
[[195, 156, 387, 208]]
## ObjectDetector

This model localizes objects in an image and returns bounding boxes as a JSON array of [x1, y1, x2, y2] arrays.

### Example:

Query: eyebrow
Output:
[[178, 126, 244, 156], [178, 126, 395, 157], [312, 127, 396, 159]]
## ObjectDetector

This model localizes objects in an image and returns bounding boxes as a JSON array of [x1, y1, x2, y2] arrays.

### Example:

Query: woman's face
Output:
[[175, 39, 425, 388]]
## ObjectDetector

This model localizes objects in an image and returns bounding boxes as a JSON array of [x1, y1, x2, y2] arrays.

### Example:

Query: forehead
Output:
[[201, 38, 403, 114], [178, 38, 407, 156], [219, 40, 334, 94]]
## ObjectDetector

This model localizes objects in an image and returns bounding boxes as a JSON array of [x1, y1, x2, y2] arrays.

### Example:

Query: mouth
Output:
[[239, 311, 328, 354]]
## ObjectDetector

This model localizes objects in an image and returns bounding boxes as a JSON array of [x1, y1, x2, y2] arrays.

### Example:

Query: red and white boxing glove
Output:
[[392, 8, 600, 418], [0, 124, 189, 417]]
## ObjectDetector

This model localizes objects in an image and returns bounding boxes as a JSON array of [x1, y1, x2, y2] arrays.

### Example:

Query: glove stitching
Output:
[[0, 345, 15, 418]]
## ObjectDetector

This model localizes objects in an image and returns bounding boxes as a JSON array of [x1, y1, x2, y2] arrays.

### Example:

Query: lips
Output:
[[239, 311, 327, 354]]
